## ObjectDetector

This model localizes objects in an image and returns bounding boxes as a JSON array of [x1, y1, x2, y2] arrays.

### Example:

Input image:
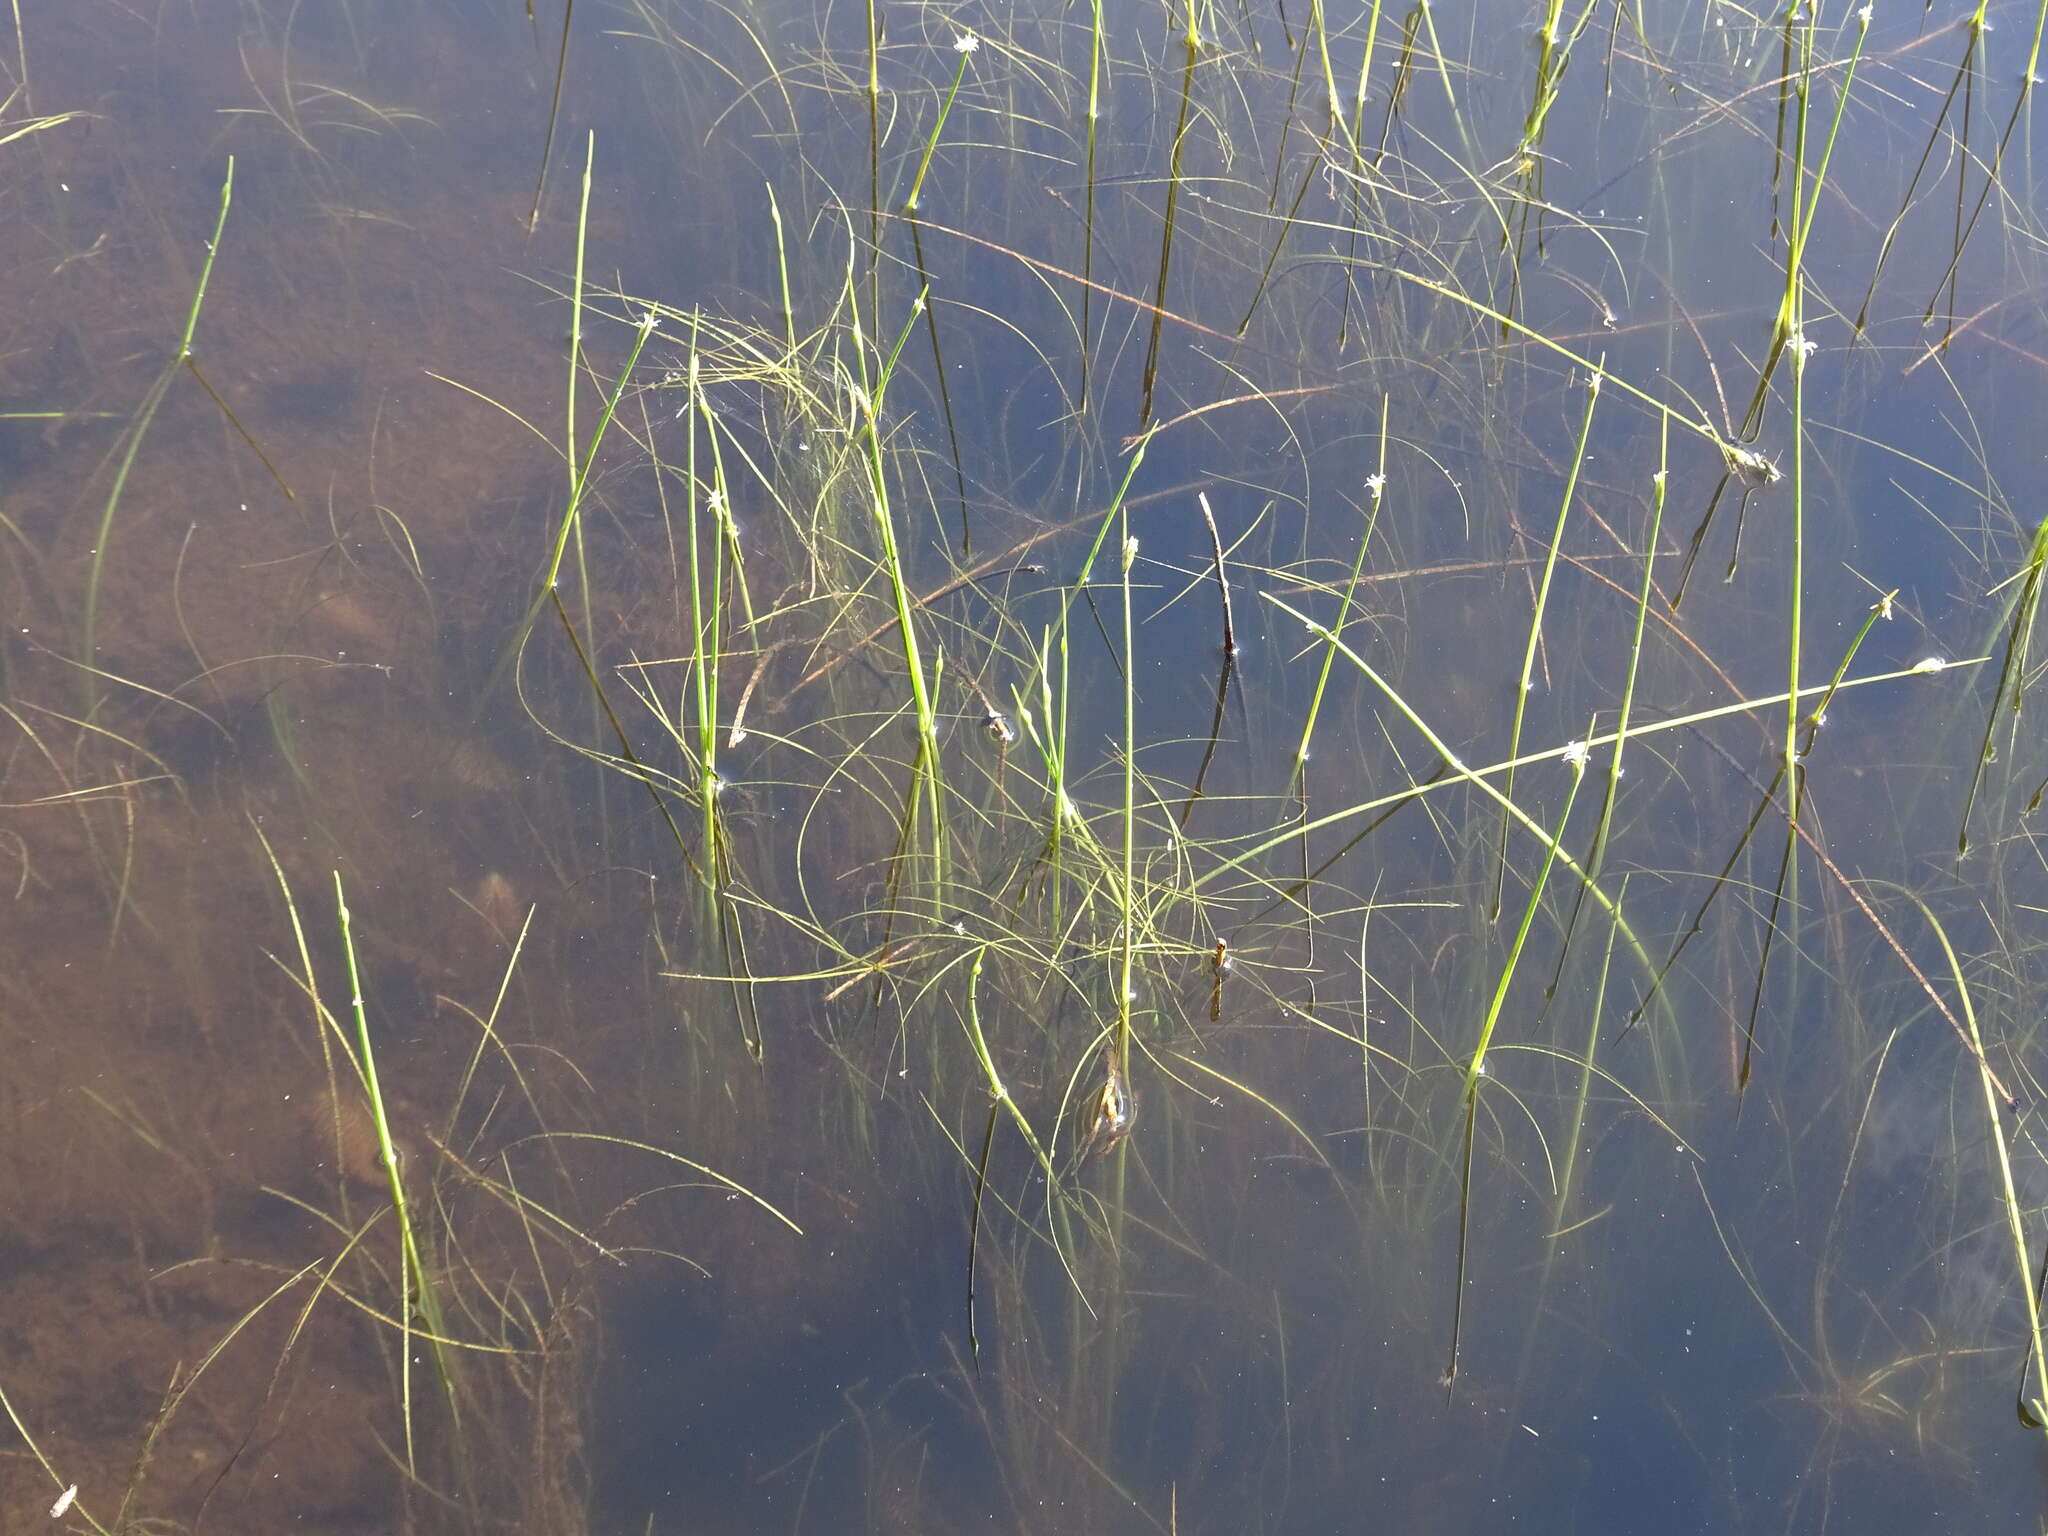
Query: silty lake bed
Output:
[[4, 0, 2048, 1531]]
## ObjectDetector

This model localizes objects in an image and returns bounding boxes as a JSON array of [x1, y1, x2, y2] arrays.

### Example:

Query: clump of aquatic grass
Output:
[[562, 271, 975, 1002], [252, 833, 470, 1495], [248, 827, 807, 1528]]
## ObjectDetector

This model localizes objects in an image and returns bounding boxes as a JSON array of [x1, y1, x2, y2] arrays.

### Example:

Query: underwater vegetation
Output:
[[6, 0, 2048, 1530]]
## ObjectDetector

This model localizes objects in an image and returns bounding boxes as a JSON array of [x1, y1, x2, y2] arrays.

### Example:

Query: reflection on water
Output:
[[4, 0, 2048, 1531]]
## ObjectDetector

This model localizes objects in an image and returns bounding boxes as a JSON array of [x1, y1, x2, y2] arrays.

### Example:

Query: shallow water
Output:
[[5, 1, 2048, 1531]]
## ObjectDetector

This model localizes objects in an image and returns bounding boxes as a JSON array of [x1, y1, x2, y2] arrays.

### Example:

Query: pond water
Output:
[[5, 0, 2048, 1531]]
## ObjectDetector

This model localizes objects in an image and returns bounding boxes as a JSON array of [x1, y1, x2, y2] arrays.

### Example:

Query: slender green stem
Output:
[[766, 181, 796, 359], [1451, 731, 1588, 1394], [685, 313, 721, 877], [539, 310, 658, 595], [1079, 0, 1105, 407], [961, 946, 1057, 1182], [1494, 364, 1600, 919], [905, 36, 976, 213], [846, 265, 945, 880], [1117, 510, 1137, 1069], [568, 133, 590, 506], [1913, 900, 2048, 1429], [1297, 400, 1388, 769], [333, 873, 458, 1474], [1468, 731, 1588, 1097]]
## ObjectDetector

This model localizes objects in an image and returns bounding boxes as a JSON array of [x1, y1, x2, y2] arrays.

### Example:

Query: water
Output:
[[4, 1, 2048, 1531]]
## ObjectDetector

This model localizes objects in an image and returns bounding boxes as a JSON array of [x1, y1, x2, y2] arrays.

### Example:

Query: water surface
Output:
[[4, 2, 2048, 1531]]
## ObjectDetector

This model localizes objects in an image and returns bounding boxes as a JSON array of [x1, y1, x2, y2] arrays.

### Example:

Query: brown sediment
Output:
[[303, 1083, 404, 1195], [472, 869, 524, 940], [299, 587, 406, 662]]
